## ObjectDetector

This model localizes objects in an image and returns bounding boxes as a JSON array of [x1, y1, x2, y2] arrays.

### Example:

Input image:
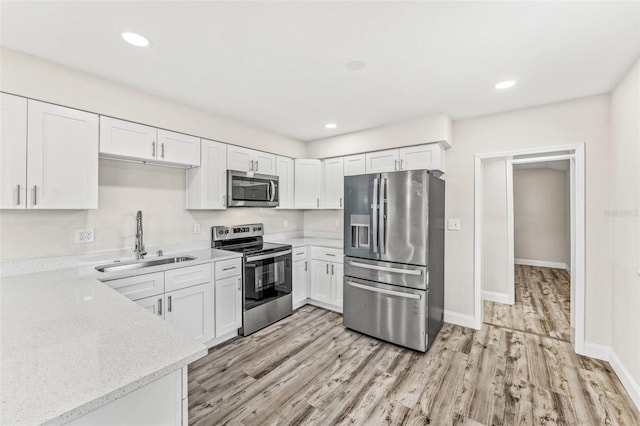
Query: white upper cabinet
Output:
[[100, 117, 200, 167], [276, 155, 294, 209], [322, 157, 344, 209], [100, 116, 156, 161], [294, 159, 322, 209], [364, 144, 445, 174], [365, 149, 400, 173], [227, 145, 276, 175], [156, 129, 201, 166], [399, 144, 446, 173], [186, 139, 227, 209], [0, 93, 27, 209], [343, 154, 366, 176], [27, 100, 99, 209]]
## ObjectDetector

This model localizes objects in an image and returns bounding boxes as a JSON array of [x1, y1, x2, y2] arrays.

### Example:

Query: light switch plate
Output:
[[193, 223, 201, 234], [447, 219, 461, 231]]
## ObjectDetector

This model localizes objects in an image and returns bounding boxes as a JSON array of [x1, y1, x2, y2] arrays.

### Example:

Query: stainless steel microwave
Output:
[[227, 170, 279, 207]]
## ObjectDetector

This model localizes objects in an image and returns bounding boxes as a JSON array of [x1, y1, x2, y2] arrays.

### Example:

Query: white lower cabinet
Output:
[[292, 247, 309, 308], [308, 247, 343, 312], [215, 275, 242, 336], [165, 283, 214, 343], [135, 294, 163, 316]]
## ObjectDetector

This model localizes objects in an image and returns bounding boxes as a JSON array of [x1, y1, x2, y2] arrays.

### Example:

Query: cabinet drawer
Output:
[[106, 272, 165, 301], [311, 246, 343, 263], [292, 247, 308, 262], [215, 258, 242, 280], [165, 263, 212, 292]]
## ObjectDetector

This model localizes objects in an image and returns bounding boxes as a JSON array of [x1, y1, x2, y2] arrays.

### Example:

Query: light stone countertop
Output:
[[0, 248, 241, 426], [265, 237, 343, 250]]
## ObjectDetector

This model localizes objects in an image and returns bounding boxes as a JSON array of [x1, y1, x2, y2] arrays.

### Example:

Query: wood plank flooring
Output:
[[484, 265, 571, 342], [188, 266, 639, 425]]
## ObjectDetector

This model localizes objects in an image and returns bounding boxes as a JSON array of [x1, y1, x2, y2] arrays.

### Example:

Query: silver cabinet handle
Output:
[[32, 185, 37, 206], [222, 195, 226, 206], [158, 298, 163, 316], [152, 141, 156, 157], [331, 264, 334, 275], [346, 281, 421, 300], [304, 261, 307, 271], [400, 159, 404, 170], [296, 251, 305, 255], [238, 277, 241, 291], [161, 143, 165, 159], [255, 160, 259, 171], [250, 160, 254, 171], [340, 197, 342, 208], [326, 264, 329, 274], [223, 266, 236, 271], [326, 253, 335, 257], [317, 198, 319, 208], [347, 260, 422, 276], [394, 159, 398, 171], [372, 178, 379, 253], [16, 184, 20, 206], [168, 295, 172, 312]]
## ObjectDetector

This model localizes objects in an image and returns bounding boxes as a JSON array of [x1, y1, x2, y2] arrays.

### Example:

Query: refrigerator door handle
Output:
[[346, 281, 421, 300], [379, 177, 387, 254], [371, 177, 379, 253], [347, 260, 423, 276]]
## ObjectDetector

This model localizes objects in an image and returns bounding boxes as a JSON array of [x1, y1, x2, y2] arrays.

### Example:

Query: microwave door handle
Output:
[[372, 177, 379, 253], [269, 180, 276, 202]]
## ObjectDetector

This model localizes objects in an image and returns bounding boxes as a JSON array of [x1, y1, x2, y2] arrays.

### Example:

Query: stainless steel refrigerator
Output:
[[343, 169, 445, 352]]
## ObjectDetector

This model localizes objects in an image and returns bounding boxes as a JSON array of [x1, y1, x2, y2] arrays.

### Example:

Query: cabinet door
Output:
[[399, 144, 445, 173], [165, 283, 215, 343], [292, 259, 309, 306], [365, 149, 399, 174], [135, 295, 164, 318], [254, 151, 276, 175], [294, 159, 322, 209], [309, 260, 332, 303], [227, 145, 252, 172], [157, 129, 200, 166], [186, 139, 227, 209], [322, 157, 344, 209], [215, 275, 242, 336], [275, 155, 294, 209], [27, 100, 99, 209], [99, 116, 156, 161], [343, 154, 366, 176], [332, 262, 344, 308], [0, 94, 27, 209]]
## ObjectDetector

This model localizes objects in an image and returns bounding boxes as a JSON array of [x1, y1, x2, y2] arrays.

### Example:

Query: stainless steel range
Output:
[[212, 223, 292, 336]]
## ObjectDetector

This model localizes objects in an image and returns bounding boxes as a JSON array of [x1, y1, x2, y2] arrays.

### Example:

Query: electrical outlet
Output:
[[193, 223, 201, 234], [447, 219, 461, 231], [74, 228, 95, 243], [335, 219, 340, 228], [283, 219, 289, 228]]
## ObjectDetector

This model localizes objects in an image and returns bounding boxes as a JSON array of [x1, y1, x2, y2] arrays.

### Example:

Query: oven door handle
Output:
[[245, 249, 292, 262], [346, 281, 421, 300]]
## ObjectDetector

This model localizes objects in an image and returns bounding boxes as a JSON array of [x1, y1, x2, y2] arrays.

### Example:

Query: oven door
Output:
[[243, 250, 292, 310], [227, 170, 279, 207]]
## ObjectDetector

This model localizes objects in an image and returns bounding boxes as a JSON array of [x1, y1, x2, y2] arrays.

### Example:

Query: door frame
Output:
[[474, 143, 586, 355]]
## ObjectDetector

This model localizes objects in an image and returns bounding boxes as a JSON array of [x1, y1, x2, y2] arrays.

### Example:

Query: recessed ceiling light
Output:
[[325, 123, 337, 129], [122, 32, 150, 47], [495, 80, 516, 90], [345, 60, 366, 71]]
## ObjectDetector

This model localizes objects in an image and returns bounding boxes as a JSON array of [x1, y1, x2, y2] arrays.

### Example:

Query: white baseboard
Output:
[[610, 350, 640, 411], [307, 299, 343, 314], [515, 258, 569, 271], [293, 299, 309, 310], [583, 341, 610, 361], [444, 310, 478, 329], [482, 290, 512, 304], [205, 330, 238, 349]]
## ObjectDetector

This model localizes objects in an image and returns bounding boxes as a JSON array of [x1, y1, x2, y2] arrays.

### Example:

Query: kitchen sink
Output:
[[95, 256, 197, 273]]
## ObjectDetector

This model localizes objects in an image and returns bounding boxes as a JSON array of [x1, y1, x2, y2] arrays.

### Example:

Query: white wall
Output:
[[306, 113, 452, 158], [482, 159, 509, 295], [513, 167, 570, 265], [449, 95, 612, 345], [0, 48, 306, 261], [610, 58, 640, 398]]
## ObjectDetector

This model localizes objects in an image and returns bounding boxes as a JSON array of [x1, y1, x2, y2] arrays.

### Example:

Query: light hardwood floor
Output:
[[189, 267, 639, 425]]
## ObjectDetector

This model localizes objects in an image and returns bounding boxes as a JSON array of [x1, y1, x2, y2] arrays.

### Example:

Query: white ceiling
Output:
[[1, 1, 639, 141]]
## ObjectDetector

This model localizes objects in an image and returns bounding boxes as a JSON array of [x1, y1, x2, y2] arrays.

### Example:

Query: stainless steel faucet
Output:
[[134, 210, 146, 259]]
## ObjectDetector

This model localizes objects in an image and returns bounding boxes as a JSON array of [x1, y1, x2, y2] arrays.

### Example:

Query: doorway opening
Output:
[[474, 144, 585, 354]]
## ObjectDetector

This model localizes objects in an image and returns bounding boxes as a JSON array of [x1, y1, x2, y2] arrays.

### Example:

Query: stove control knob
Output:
[[218, 230, 224, 235]]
